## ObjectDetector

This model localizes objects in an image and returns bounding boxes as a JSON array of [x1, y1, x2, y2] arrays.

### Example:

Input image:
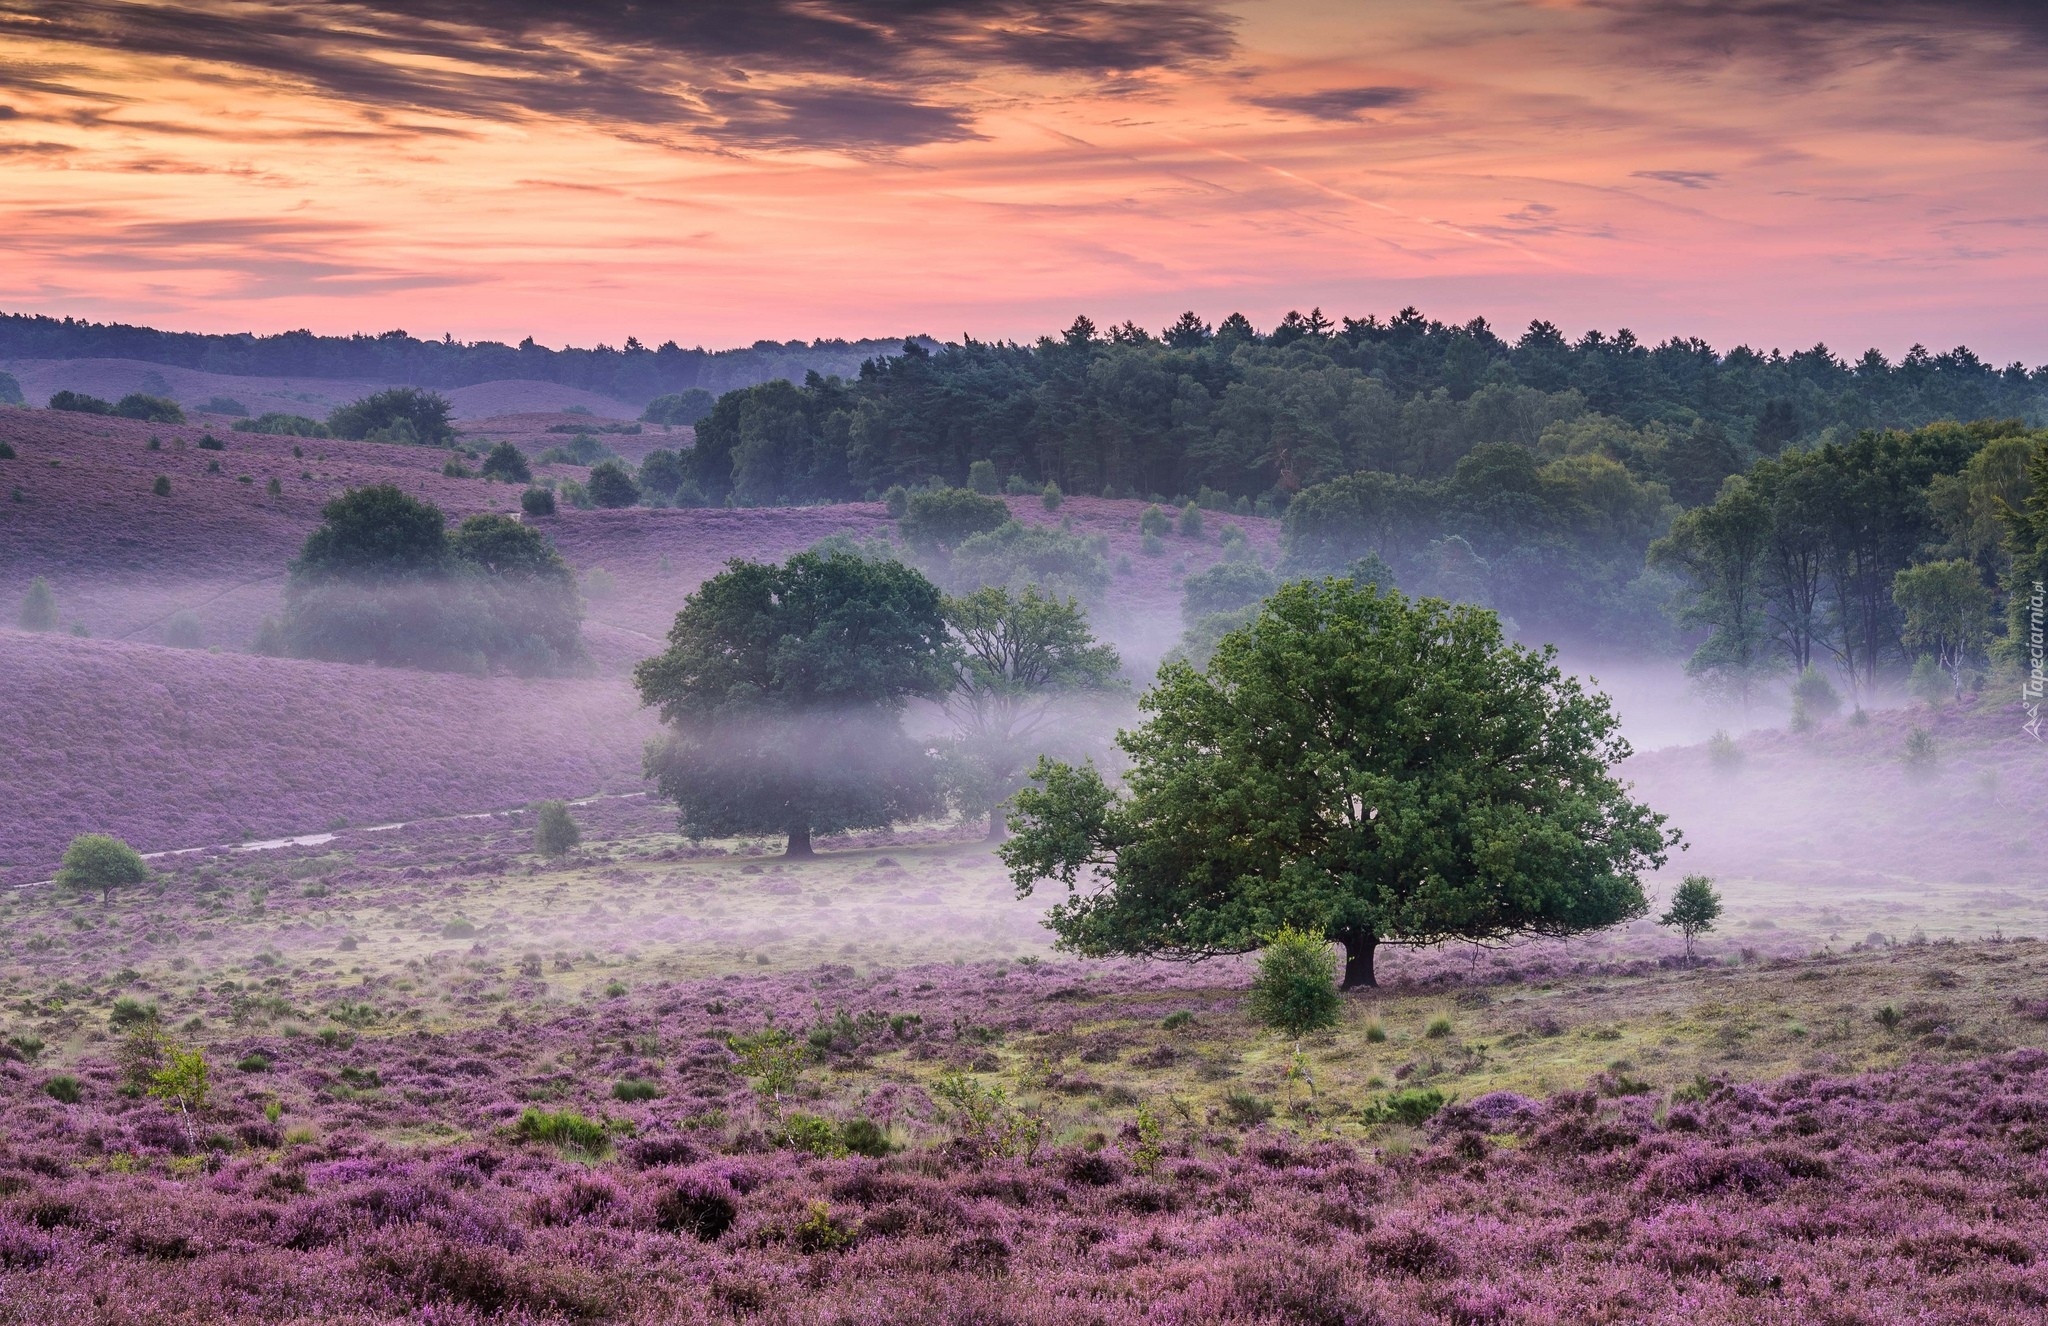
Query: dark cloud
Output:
[[0, 139, 73, 154], [1587, 1, 2048, 73], [1244, 86, 1417, 120], [1633, 170, 1719, 189], [0, 1, 1237, 151]]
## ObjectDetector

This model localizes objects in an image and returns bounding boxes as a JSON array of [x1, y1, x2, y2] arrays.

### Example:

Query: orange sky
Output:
[[1, 1, 2044, 359]]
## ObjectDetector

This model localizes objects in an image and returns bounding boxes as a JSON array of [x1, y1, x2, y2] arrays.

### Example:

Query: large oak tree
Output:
[[1001, 578, 1678, 986]]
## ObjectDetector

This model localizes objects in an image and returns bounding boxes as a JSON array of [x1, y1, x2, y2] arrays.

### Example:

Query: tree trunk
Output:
[[985, 809, 1008, 842], [785, 825, 814, 859], [1336, 927, 1377, 989]]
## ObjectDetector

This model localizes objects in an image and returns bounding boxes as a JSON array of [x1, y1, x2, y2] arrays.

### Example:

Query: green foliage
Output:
[[1425, 1016, 1454, 1039], [18, 575, 57, 630], [779, 1112, 845, 1157], [642, 389, 715, 426], [638, 448, 691, 501], [328, 387, 455, 446], [532, 800, 580, 856], [0, 441, 14, 459], [114, 393, 184, 424], [1141, 531, 1165, 557], [1180, 560, 1276, 630], [1903, 726, 1938, 775], [1178, 502, 1204, 538], [1906, 655, 1949, 707], [932, 1072, 1044, 1161], [56, 833, 148, 905], [636, 552, 949, 854], [108, 997, 159, 1030], [1363, 1087, 1448, 1127], [280, 487, 584, 674], [42, 1075, 82, 1105], [586, 459, 640, 508], [164, 610, 202, 647], [1246, 926, 1341, 1037], [480, 441, 532, 483], [441, 456, 475, 479], [205, 395, 247, 416], [839, 1116, 893, 1158], [726, 1026, 805, 1104], [1005, 473, 1035, 496], [237, 1051, 273, 1072], [233, 412, 330, 437], [881, 485, 910, 518], [1707, 730, 1743, 771], [1132, 1106, 1164, 1175], [793, 1200, 855, 1253], [197, 434, 225, 451], [516, 1107, 611, 1156], [967, 459, 1000, 494], [147, 1044, 211, 1145], [1139, 504, 1171, 537], [49, 389, 113, 414], [1659, 874, 1723, 959], [536, 433, 617, 467], [899, 486, 1010, 556], [1221, 1090, 1273, 1126], [612, 1077, 663, 1102], [942, 585, 1122, 830], [0, 370, 21, 405], [521, 486, 556, 516], [1893, 558, 1993, 702], [1003, 579, 1676, 988], [949, 521, 1111, 600], [1790, 666, 1842, 721], [1040, 482, 1063, 512]]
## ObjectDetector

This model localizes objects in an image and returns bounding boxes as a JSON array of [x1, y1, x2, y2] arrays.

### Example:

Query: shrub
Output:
[[1221, 1090, 1274, 1126], [968, 459, 1000, 494], [152, 474, 171, 497], [1424, 1016, 1454, 1039], [613, 1077, 663, 1102], [0, 370, 21, 405], [882, 485, 910, 518], [480, 441, 532, 484], [0, 441, 14, 459], [49, 389, 113, 414], [234, 412, 329, 437], [1707, 729, 1742, 771], [1141, 531, 1165, 556], [1161, 1011, 1194, 1030], [638, 448, 689, 500], [950, 521, 1111, 600], [56, 833, 148, 905], [516, 1107, 610, 1155], [1139, 504, 1171, 537], [840, 1116, 893, 1157], [18, 576, 57, 630], [267, 476, 282, 496], [236, 1052, 272, 1072], [780, 1112, 846, 1157], [1903, 726, 1938, 774], [533, 800, 581, 856], [109, 997, 159, 1031], [441, 456, 475, 478], [1659, 874, 1723, 960], [1178, 502, 1204, 538], [42, 1075, 82, 1105], [1364, 1021, 1387, 1043], [1368, 1087, 1448, 1127], [586, 459, 639, 507], [900, 486, 1010, 554], [1005, 473, 1035, 496], [513, 487, 555, 518], [1246, 926, 1341, 1037], [328, 387, 455, 445], [653, 1179, 738, 1240], [205, 395, 248, 416], [1040, 482, 1063, 512], [114, 393, 185, 424], [1181, 560, 1277, 627], [197, 433, 225, 450], [536, 433, 616, 467], [1790, 666, 1842, 720], [641, 388, 715, 426]]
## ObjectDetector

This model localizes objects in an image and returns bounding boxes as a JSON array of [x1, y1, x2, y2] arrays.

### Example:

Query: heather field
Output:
[[4, 797, 2048, 1323]]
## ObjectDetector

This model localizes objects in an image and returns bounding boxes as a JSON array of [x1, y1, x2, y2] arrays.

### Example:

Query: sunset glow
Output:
[[2, 0, 2044, 356]]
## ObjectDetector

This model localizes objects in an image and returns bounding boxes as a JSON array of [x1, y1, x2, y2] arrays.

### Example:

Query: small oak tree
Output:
[[1659, 874, 1723, 961], [636, 551, 951, 857], [533, 800, 581, 856], [1003, 579, 1678, 987], [56, 833, 148, 905]]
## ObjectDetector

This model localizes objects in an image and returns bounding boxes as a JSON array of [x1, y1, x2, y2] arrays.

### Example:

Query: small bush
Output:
[[521, 486, 557, 516], [1707, 729, 1742, 771], [0, 441, 14, 460], [49, 389, 113, 415], [586, 459, 640, 508], [967, 459, 1000, 494], [1247, 926, 1341, 1037], [266, 476, 282, 496], [42, 1075, 82, 1105], [480, 441, 532, 483], [533, 800, 581, 856], [841, 1117, 893, 1157], [1222, 1091, 1274, 1126], [1141, 531, 1165, 557], [612, 1077, 663, 1102], [1424, 1016, 1454, 1039], [205, 396, 248, 416], [1004, 473, 1035, 496], [1367, 1087, 1447, 1127], [517, 1107, 611, 1155], [164, 611, 203, 648], [1139, 504, 1171, 537], [1040, 482, 1063, 512], [1903, 726, 1937, 775], [236, 1052, 273, 1072], [18, 576, 57, 630], [780, 1112, 846, 1158], [152, 474, 171, 496], [441, 457, 474, 478], [114, 393, 185, 424], [234, 413, 329, 438], [1364, 1022, 1387, 1044], [1178, 502, 1204, 538], [197, 433, 225, 451], [881, 485, 910, 518], [1161, 1011, 1194, 1031]]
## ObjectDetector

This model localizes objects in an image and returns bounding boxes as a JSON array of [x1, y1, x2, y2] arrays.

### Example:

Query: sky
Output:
[[0, 0, 2044, 361]]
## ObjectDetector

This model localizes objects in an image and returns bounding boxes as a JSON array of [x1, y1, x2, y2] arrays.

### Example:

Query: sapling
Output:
[[1245, 926, 1341, 1037], [147, 1044, 211, 1148], [1660, 874, 1723, 961]]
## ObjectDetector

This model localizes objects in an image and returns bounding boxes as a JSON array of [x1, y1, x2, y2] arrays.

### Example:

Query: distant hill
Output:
[[0, 311, 932, 407]]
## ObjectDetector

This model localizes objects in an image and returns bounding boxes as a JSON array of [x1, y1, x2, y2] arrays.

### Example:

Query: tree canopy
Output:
[[327, 387, 455, 446], [276, 487, 583, 673], [635, 551, 952, 856], [1002, 578, 1678, 986], [57, 833, 148, 905]]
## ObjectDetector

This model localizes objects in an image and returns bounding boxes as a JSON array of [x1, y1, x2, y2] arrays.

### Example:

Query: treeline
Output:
[[0, 312, 929, 405], [685, 311, 2045, 506]]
